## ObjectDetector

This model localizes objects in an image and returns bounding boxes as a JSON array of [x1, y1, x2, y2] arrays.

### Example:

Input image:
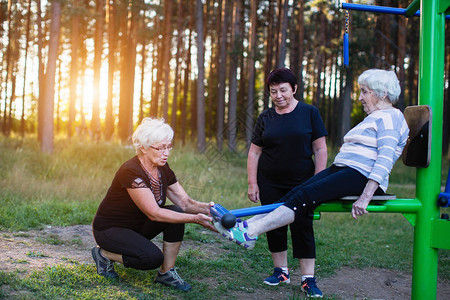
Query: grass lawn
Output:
[[0, 136, 448, 299]]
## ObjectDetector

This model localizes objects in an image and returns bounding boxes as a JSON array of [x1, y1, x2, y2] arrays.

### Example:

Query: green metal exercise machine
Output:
[[329, 1, 450, 299]]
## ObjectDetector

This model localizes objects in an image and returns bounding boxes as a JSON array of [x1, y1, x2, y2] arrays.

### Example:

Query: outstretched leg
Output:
[[247, 205, 294, 237], [217, 166, 371, 249]]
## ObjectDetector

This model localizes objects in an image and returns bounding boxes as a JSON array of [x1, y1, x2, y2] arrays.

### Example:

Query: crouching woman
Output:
[[92, 118, 215, 291]]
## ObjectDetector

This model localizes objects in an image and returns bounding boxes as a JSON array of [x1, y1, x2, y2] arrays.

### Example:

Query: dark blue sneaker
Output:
[[301, 277, 323, 298], [263, 267, 290, 285], [155, 268, 192, 291], [91, 246, 119, 279]]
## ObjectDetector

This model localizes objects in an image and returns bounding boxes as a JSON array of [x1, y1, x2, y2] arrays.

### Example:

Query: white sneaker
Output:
[[214, 219, 258, 250]]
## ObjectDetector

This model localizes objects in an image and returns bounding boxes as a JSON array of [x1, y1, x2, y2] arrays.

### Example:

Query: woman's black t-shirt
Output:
[[92, 156, 177, 231], [252, 102, 328, 187]]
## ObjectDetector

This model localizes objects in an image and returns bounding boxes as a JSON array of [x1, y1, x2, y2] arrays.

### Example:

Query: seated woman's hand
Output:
[[352, 180, 379, 220], [351, 197, 370, 220]]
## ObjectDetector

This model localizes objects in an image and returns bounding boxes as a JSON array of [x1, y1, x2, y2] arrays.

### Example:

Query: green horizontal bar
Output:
[[431, 219, 450, 249], [313, 212, 321, 220], [439, 0, 450, 14], [315, 198, 422, 213]]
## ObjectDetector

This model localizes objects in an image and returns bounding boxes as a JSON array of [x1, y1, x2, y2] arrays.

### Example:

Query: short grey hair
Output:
[[358, 69, 401, 104], [132, 118, 174, 155]]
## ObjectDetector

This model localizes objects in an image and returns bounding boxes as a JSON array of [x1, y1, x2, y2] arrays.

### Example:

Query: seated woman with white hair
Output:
[[92, 118, 215, 292], [215, 69, 410, 298]]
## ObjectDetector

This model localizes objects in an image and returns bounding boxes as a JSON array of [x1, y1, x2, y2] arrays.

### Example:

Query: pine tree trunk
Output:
[[105, 0, 116, 140], [7, 63, 17, 136], [396, 12, 407, 111], [273, 0, 281, 67], [118, 0, 137, 143], [171, 0, 184, 133], [277, 0, 289, 68], [196, 0, 206, 152], [139, 42, 146, 124], [162, 0, 173, 121], [408, 19, 418, 106], [314, 9, 326, 109], [209, 0, 222, 142], [20, 0, 32, 136], [216, 0, 229, 151], [68, 0, 81, 138], [92, 0, 104, 141], [2, 0, 13, 135], [228, 0, 242, 152], [37, 0, 45, 141], [150, 17, 162, 117], [56, 58, 62, 133], [263, 1, 275, 109], [246, 0, 258, 149], [296, 0, 305, 101], [340, 68, 353, 143], [79, 41, 88, 138], [205, 0, 214, 140], [181, 27, 192, 145], [40, 1, 62, 153]]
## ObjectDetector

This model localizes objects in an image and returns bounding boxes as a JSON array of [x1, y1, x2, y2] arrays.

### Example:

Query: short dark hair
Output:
[[267, 68, 297, 92]]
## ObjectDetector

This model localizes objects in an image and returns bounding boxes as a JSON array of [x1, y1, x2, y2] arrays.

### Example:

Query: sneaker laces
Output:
[[168, 267, 185, 284], [97, 248, 114, 272], [236, 218, 247, 230], [273, 268, 283, 277], [214, 218, 246, 237], [303, 277, 318, 289], [105, 260, 115, 273]]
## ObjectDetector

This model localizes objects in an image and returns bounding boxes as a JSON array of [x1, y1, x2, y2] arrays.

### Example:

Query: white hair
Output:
[[132, 118, 174, 155], [358, 69, 401, 104]]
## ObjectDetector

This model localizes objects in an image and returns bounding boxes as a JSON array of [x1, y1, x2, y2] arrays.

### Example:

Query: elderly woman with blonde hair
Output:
[[92, 118, 215, 291]]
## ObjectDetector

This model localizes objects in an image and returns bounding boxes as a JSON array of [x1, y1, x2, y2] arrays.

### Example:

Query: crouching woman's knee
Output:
[[130, 252, 164, 270]]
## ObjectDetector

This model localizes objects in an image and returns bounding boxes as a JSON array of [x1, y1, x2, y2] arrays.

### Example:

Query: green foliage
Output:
[[0, 136, 133, 230], [27, 251, 49, 258], [315, 213, 414, 275], [168, 142, 249, 209]]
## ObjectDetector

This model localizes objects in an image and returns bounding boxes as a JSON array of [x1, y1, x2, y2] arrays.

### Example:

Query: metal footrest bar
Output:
[[315, 198, 422, 213]]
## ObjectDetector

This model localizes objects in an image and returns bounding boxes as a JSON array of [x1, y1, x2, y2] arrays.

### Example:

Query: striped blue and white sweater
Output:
[[333, 108, 409, 192]]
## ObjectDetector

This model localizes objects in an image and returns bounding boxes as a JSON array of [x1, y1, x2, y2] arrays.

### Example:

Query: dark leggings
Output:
[[275, 166, 384, 259], [282, 165, 384, 215], [92, 205, 185, 270]]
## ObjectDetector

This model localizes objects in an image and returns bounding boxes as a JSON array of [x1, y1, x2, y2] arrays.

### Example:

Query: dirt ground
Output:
[[1, 225, 449, 300]]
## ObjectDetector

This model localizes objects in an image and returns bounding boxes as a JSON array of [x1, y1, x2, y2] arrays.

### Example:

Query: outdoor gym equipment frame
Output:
[[217, 2, 448, 298], [339, 1, 450, 299]]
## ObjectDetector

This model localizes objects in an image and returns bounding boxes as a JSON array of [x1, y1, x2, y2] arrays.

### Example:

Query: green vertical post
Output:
[[413, 0, 445, 298]]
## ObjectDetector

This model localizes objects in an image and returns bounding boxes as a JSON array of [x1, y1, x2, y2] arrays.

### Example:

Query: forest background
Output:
[[1, 0, 450, 155]]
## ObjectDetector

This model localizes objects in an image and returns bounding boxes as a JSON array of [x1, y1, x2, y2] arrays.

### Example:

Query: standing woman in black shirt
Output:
[[247, 68, 328, 297], [92, 118, 215, 291]]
